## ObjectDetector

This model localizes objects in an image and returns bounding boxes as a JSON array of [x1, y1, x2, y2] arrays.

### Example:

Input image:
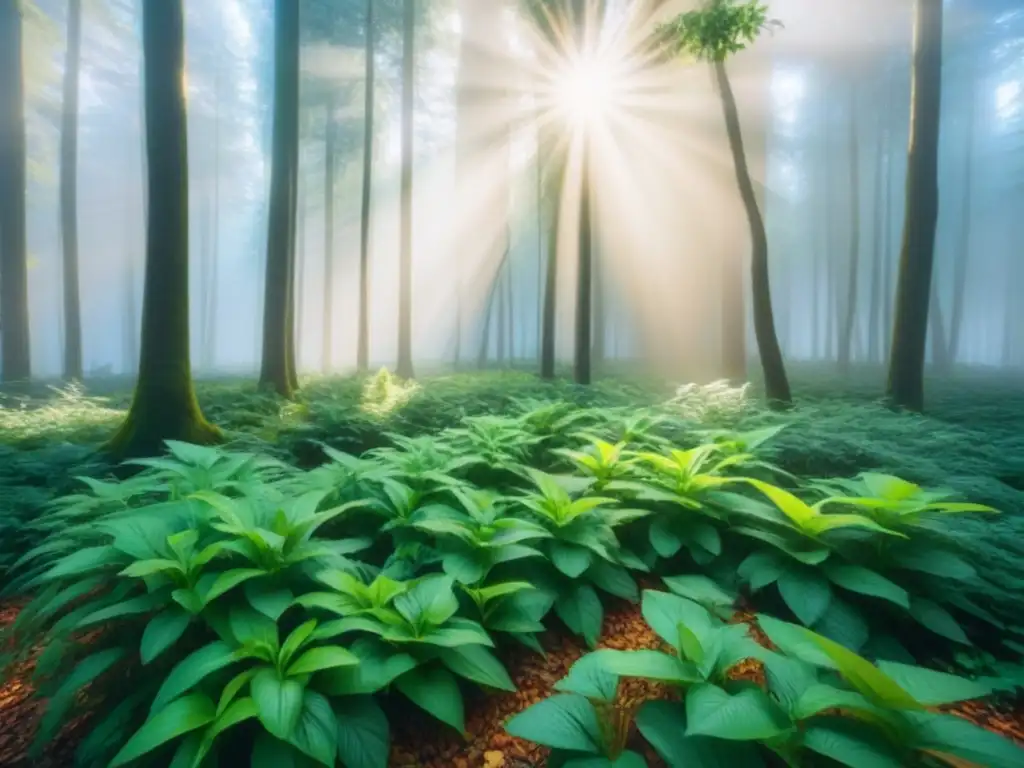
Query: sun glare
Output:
[[554, 54, 617, 127]]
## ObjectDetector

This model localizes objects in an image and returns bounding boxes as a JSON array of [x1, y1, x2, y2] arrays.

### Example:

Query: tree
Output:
[[838, 83, 861, 374], [886, 0, 943, 412], [357, 0, 375, 372], [322, 98, 336, 374], [660, 0, 792, 406], [106, 0, 219, 458], [60, 0, 83, 381], [0, 0, 32, 383], [259, 0, 301, 397], [396, 0, 415, 379]]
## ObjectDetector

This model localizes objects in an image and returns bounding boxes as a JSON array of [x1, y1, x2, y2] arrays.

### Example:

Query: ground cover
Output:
[[0, 366, 1022, 766]]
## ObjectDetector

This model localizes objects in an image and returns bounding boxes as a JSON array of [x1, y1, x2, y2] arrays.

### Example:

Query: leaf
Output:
[[641, 590, 713, 652], [649, 519, 683, 558], [737, 550, 784, 591], [756, 614, 838, 668], [909, 598, 970, 645], [505, 693, 602, 753], [802, 718, 904, 768], [334, 696, 390, 768], [662, 575, 735, 609], [813, 597, 869, 652], [824, 563, 910, 609], [591, 649, 700, 686], [556, 584, 604, 649], [42, 545, 122, 581], [141, 609, 191, 664], [110, 694, 216, 767], [438, 645, 516, 691], [636, 700, 765, 767], [905, 711, 1024, 768], [803, 629, 922, 710], [587, 561, 638, 602], [203, 568, 266, 604], [317, 640, 418, 696], [252, 668, 305, 740], [792, 684, 880, 721], [874, 661, 992, 706], [550, 541, 593, 578], [287, 646, 361, 677], [395, 665, 465, 732], [777, 565, 832, 626], [393, 575, 460, 628], [289, 690, 337, 766], [36, 647, 126, 745], [743, 479, 815, 526], [685, 683, 789, 741], [554, 652, 620, 703], [898, 549, 977, 581], [250, 732, 319, 767], [245, 580, 296, 622], [152, 641, 238, 713], [77, 592, 165, 628]]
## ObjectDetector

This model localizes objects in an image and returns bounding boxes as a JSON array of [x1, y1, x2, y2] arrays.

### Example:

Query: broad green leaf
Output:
[[641, 590, 712, 652], [393, 575, 459, 628], [287, 646, 361, 677], [438, 645, 515, 691], [550, 541, 593, 578], [252, 668, 305, 740], [120, 558, 186, 578], [592, 649, 700, 686], [685, 683, 789, 741], [505, 693, 602, 753], [245, 581, 295, 621], [802, 718, 904, 768], [288, 690, 337, 766], [587, 561, 639, 602], [317, 640, 418, 696], [281, 621, 320, 668], [909, 598, 970, 645], [743, 479, 815, 526], [813, 597, 869, 652], [649, 519, 683, 558], [662, 575, 735, 609], [203, 568, 265, 604], [556, 584, 604, 649], [37, 647, 126, 745], [636, 699, 765, 767], [777, 565, 832, 626], [792, 684, 880, 721], [141, 609, 191, 664], [904, 711, 1024, 768], [110, 694, 216, 767], [898, 549, 976, 581], [737, 551, 784, 592], [395, 665, 465, 732], [874, 661, 992, 706], [152, 641, 238, 713], [334, 696, 390, 768], [824, 563, 910, 609], [562, 752, 648, 768], [803, 629, 922, 710], [757, 614, 837, 668], [555, 652, 620, 702], [78, 592, 165, 628], [42, 545, 122, 580]]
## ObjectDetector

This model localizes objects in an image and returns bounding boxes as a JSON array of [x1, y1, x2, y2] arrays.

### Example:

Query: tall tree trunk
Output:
[[357, 0, 375, 372], [887, 0, 943, 412], [61, 0, 83, 381], [929, 279, 948, 366], [574, 138, 593, 385], [947, 82, 975, 367], [881, 66, 896, 363], [506, 238, 516, 362], [0, 0, 31, 383], [259, 0, 300, 397], [713, 60, 791, 405], [322, 99, 336, 374], [396, 0, 415, 379], [592, 243, 604, 369], [539, 128, 561, 380], [106, 0, 219, 457], [838, 86, 861, 373], [868, 111, 885, 364], [296, 150, 306, 372]]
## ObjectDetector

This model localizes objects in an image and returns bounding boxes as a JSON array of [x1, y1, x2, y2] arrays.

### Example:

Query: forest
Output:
[[0, 0, 1023, 766]]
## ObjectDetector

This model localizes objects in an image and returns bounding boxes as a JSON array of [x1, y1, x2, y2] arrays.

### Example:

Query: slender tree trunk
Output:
[[60, 0, 83, 381], [106, 0, 219, 457], [592, 243, 605, 370], [540, 127, 561, 380], [838, 86, 861, 374], [497, 264, 508, 365], [357, 0, 375, 371], [259, 0, 300, 397], [296, 150, 306, 372], [887, 0, 943, 412], [574, 137, 593, 385], [322, 99, 336, 374], [506, 237, 515, 362], [0, 0, 31, 383], [882, 66, 896, 363], [396, 0, 415, 379], [868, 112, 885, 364], [713, 60, 790, 405], [929, 279, 949, 367], [947, 83, 975, 367]]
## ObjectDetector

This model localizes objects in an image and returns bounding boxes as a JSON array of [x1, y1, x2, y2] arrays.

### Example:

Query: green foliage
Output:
[[657, 0, 776, 64]]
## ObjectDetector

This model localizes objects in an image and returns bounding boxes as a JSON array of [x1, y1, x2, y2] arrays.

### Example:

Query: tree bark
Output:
[[887, 0, 943, 412], [0, 0, 31, 383], [838, 86, 861, 373], [573, 138, 593, 385], [259, 0, 300, 397], [947, 82, 975, 367], [61, 0, 83, 381], [539, 132, 561, 380], [713, 59, 791, 406], [106, 0, 219, 458], [357, 0, 375, 372], [396, 0, 415, 379], [868, 110, 885, 364]]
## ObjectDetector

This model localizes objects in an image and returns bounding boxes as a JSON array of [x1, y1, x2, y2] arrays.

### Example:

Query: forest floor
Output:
[[0, 363, 1023, 766]]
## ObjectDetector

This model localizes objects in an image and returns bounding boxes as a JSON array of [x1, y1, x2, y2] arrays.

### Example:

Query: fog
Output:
[[11, 0, 1024, 381]]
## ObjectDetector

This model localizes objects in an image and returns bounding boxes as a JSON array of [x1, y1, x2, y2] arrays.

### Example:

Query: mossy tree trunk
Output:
[[887, 0, 943, 412], [0, 0, 32, 384], [396, 0, 415, 379], [260, 0, 300, 397], [61, 0, 83, 382], [713, 59, 791, 406], [106, 0, 219, 459], [357, 0, 375, 372]]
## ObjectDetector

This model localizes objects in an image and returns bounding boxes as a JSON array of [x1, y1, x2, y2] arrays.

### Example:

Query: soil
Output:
[[1, 598, 1022, 768]]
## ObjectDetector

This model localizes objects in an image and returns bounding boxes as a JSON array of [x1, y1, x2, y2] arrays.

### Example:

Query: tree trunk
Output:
[[868, 112, 885, 364], [322, 99, 336, 374], [887, 0, 943, 412], [713, 60, 791, 405], [0, 0, 31, 383], [357, 0, 375, 372], [947, 83, 975, 367], [296, 150, 306, 372], [106, 0, 219, 458], [60, 0, 83, 381], [259, 0, 300, 397], [396, 0, 415, 379], [574, 138, 593, 385], [838, 86, 861, 374]]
